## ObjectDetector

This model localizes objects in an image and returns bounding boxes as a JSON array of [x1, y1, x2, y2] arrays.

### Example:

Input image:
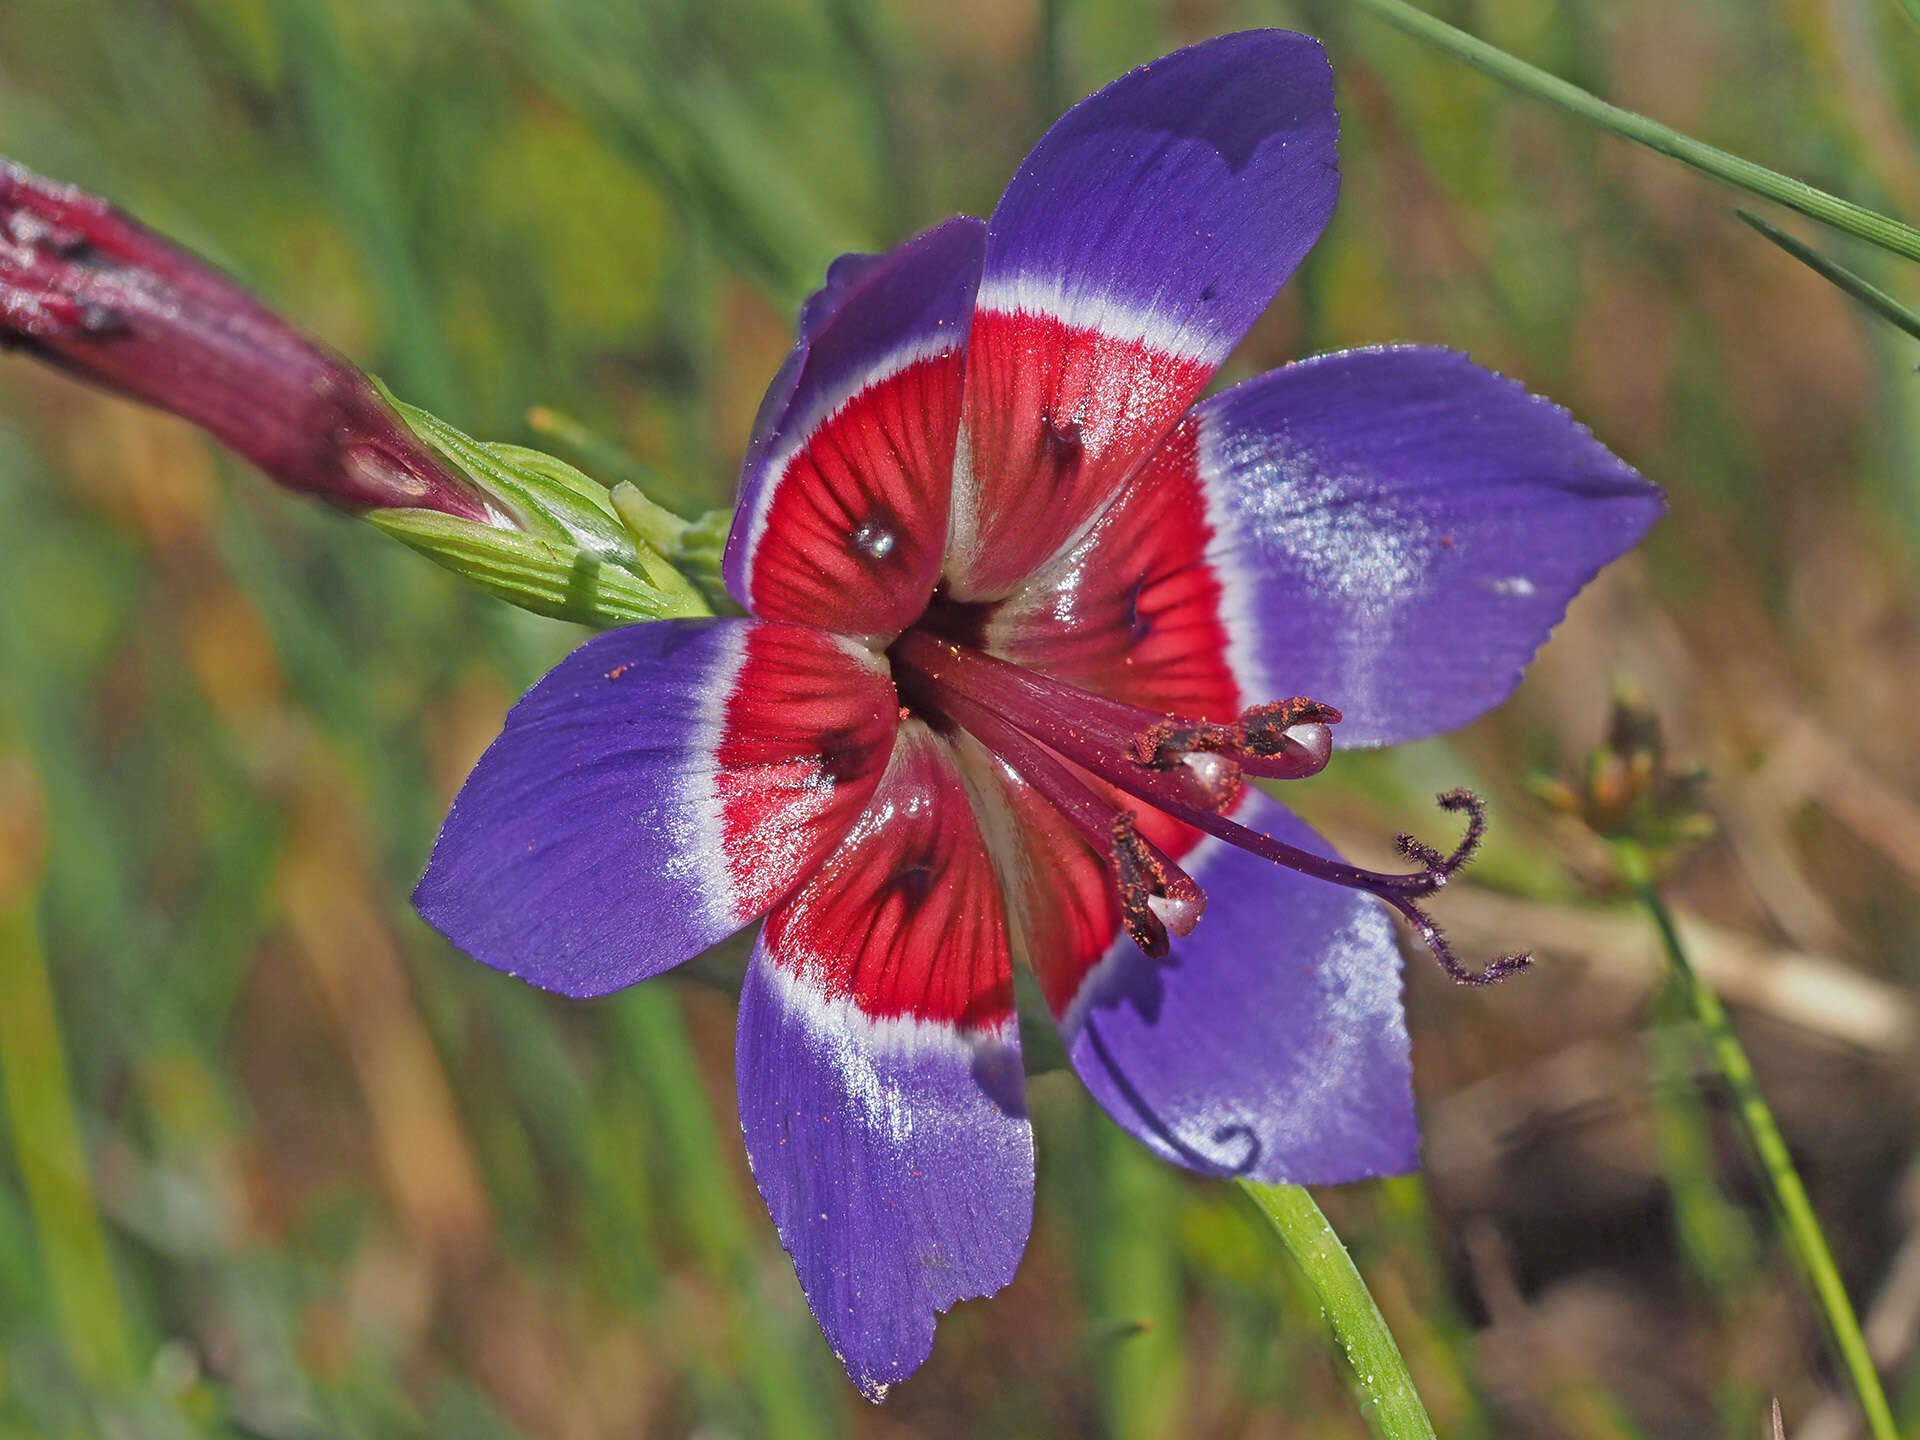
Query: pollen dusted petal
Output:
[[980, 753, 1124, 1019], [724, 218, 985, 641], [1058, 791, 1418, 1185], [948, 310, 1213, 600], [988, 417, 1246, 723], [946, 30, 1338, 599], [761, 723, 1017, 1028], [1191, 346, 1666, 746], [414, 619, 896, 998], [738, 727, 1032, 1401]]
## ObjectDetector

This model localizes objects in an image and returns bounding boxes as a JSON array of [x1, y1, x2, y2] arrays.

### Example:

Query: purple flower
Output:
[[416, 30, 1661, 1399]]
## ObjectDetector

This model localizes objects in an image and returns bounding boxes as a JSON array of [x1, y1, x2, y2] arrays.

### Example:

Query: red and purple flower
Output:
[[415, 31, 1661, 1398]]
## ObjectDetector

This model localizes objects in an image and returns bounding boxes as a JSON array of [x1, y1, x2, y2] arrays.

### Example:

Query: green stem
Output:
[[1240, 1180, 1437, 1440], [1344, 0, 1920, 264], [1613, 841, 1895, 1440]]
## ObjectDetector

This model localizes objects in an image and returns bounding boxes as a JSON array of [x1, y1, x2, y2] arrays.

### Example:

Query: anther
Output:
[[1131, 697, 1343, 783], [1236, 698, 1343, 757], [1129, 718, 1228, 769], [1110, 811, 1205, 959], [1177, 750, 1244, 812]]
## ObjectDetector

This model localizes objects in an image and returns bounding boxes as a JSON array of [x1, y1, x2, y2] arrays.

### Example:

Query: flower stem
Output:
[[1612, 840, 1896, 1440], [1239, 1180, 1437, 1440], [1343, 0, 1920, 264]]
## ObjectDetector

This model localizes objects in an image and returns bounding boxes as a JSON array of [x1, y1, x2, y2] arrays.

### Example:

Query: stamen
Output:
[[1176, 751, 1244, 812], [1112, 811, 1205, 959], [896, 632, 1239, 813], [890, 631, 1529, 984], [1131, 697, 1341, 781], [898, 657, 1205, 958]]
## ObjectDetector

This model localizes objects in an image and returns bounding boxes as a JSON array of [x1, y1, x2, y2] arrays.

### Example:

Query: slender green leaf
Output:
[[1346, 0, 1920, 264], [1736, 210, 1920, 344]]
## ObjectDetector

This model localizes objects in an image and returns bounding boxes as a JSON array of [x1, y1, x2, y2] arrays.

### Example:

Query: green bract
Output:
[[373, 389, 718, 628]]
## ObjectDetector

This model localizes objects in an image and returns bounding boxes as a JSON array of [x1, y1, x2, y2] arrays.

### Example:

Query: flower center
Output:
[[888, 625, 1526, 984]]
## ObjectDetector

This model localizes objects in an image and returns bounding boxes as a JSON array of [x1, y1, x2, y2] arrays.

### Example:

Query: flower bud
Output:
[[1530, 691, 1714, 859], [3, 157, 714, 629], [2, 156, 496, 522]]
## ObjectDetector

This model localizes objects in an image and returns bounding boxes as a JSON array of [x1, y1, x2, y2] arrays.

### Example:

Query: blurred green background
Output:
[[6, 0, 1920, 1434]]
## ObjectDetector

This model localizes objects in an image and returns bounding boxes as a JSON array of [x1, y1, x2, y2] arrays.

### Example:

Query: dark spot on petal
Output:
[[1124, 576, 1151, 643], [814, 725, 870, 786], [894, 860, 935, 906], [850, 516, 897, 563], [1040, 413, 1084, 486]]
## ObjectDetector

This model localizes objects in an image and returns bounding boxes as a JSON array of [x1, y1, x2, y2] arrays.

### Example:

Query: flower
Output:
[[0, 159, 497, 523], [414, 30, 1663, 1399]]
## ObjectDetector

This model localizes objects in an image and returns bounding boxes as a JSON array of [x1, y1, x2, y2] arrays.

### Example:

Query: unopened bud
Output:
[[3, 157, 716, 631], [2, 158, 501, 523], [1533, 691, 1713, 860]]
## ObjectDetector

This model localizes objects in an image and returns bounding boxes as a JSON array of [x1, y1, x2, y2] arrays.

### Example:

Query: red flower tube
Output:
[[1, 158, 498, 524]]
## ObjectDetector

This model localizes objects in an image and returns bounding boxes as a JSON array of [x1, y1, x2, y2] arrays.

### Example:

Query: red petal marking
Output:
[[989, 416, 1242, 729], [972, 416, 1244, 1015], [948, 308, 1214, 601], [745, 350, 967, 641], [761, 726, 1015, 1029], [989, 760, 1119, 1017], [714, 624, 901, 924]]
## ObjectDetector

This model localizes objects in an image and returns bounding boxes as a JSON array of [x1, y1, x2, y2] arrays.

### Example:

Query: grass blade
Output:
[[1736, 209, 1920, 343], [0, 746, 135, 1390], [1346, 0, 1920, 265]]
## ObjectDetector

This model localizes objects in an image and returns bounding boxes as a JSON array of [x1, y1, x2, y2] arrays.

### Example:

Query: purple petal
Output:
[[948, 30, 1338, 598], [414, 619, 898, 998], [980, 29, 1338, 367], [1195, 346, 1665, 745], [737, 955, 1032, 1400], [795, 249, 892, 341], [1060, 791, 1417, 1184], [736, 726, 1033, 1400], [724, 217, 985, 641]]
